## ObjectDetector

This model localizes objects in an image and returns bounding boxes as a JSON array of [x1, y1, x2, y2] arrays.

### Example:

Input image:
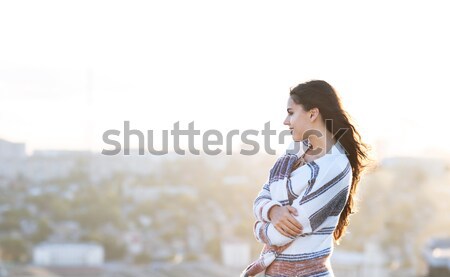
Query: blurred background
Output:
[[1, 1, 450, 276]]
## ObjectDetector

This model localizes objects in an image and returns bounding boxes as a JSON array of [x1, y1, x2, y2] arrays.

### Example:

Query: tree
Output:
[[0, 237, 28, 262]]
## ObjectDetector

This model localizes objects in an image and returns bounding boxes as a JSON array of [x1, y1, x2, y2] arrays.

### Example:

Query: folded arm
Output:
[[254, 160, 352, 246]]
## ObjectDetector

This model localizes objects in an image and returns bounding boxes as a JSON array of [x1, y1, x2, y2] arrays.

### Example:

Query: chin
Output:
[[290, 131, 301, 141]]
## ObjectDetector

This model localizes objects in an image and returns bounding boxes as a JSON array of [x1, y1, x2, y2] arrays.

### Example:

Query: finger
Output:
[[282, 221, 302, 236], [286, 206, 298, 216], [275, 225, 291, 237], [275, 222, 295, 237], [287, 216, 303, 231], [286, 221, 302, 235], [278, 219, 300, 237]]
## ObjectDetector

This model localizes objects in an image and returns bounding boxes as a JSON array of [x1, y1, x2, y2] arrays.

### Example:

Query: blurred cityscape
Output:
[[1, 138, 450, 277]]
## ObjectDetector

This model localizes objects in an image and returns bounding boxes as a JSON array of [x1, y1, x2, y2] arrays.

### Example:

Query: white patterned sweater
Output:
[[243, 140, 352, 277]]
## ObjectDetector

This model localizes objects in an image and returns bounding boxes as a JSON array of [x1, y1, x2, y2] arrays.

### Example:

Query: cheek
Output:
[[286, 116, 295, 125], [291, 115, 301, 126]]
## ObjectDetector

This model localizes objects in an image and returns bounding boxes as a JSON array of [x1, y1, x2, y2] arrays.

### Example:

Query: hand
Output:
[[268, 205, 303, 237]]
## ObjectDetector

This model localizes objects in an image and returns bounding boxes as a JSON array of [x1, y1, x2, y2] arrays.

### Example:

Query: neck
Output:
[[306, 127, 336, 158]]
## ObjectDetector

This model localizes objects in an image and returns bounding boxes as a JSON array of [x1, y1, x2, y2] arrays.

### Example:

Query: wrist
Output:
[[262, 200, 281, 222], [268, 205, 280, 221]]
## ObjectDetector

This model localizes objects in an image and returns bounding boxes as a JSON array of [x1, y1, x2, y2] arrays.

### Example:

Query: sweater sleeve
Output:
[[254, 159, 352, 246], [253, 180, 282, 223], [252, 155, 291, 223], [253, 148, 307, 223]]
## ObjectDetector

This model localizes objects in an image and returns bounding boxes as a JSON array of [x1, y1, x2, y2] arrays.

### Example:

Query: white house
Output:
[[0, 138, 26, 180], [332, 242, 388, 277], [0, 138, 26, 160], [423, 237, 450, 276], [33, 243, 104, 266], [221, 239, 251, 268]]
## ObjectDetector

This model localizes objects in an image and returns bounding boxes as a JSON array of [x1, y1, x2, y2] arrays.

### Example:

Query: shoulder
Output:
[[314, 146, 351, 179]]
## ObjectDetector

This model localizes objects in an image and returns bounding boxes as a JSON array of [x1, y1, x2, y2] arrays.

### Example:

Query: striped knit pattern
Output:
[[242, 140, 352, 277]]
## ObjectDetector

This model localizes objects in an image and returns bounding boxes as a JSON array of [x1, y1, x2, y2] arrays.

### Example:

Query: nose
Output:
[[283, 115, 290, 126]]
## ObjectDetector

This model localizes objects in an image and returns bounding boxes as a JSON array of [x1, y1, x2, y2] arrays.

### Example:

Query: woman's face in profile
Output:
[[283, 97, 311, 141]]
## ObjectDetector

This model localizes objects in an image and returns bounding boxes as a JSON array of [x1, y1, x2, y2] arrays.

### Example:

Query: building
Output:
[[332, 242, 388, 277], [0, 138, 26, 160], [221, 239, 251, 268], [0, 138, 26, 180], [381, 157, 448, 177], [33, 243, 104, 266], [423, 238, 450, 276]]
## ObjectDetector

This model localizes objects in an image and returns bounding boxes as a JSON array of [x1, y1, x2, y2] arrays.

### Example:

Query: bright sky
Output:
[[1, 0, 449, 159]]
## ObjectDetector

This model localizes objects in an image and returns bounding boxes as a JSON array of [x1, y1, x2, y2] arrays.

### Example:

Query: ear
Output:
[[309, 108, 320, 122]]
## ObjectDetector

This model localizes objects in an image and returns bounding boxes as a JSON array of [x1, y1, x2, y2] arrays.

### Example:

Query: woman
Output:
[[241, 80, 369, 277]]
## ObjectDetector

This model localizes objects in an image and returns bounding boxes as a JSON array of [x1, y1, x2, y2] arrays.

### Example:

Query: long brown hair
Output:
[[289, 80, 370, 242]]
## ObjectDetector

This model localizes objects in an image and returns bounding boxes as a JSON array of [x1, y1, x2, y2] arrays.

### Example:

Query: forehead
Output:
[[287, 97, 295, 106], [287, 97, 303, 109]]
